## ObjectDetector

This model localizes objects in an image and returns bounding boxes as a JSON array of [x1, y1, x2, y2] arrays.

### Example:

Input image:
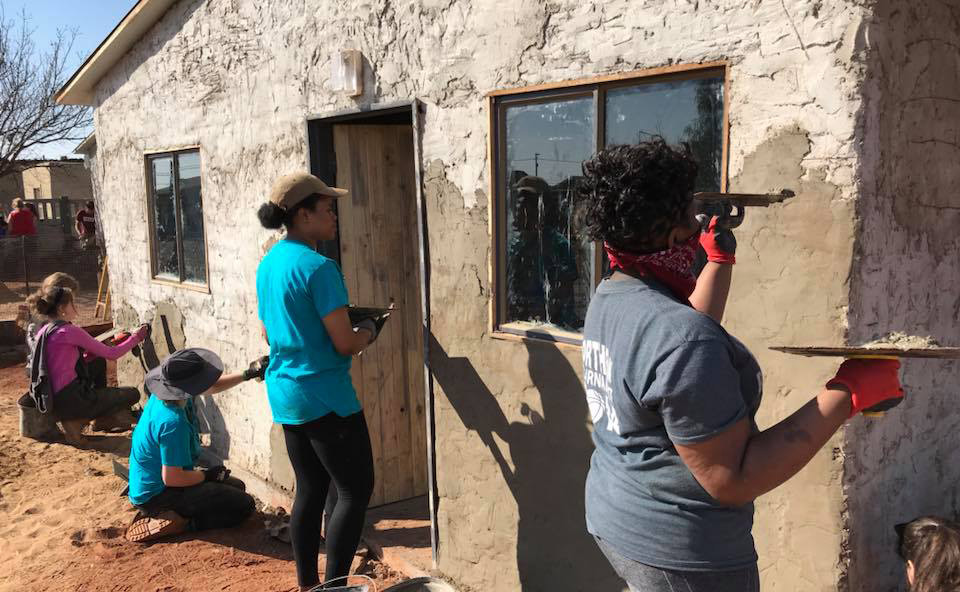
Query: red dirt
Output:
[[0, 364, 405, 592]]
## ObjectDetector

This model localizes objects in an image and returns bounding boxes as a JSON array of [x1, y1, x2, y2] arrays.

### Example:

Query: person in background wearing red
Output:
[[75, 200, 97, 248], [6, 198, 37, 237]]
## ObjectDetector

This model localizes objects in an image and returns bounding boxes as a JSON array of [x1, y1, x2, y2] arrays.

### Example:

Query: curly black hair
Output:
[[575, 139, 698, 251]]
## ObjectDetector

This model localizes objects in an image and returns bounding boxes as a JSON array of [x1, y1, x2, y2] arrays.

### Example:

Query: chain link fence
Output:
[[1, 197, 104, 326]]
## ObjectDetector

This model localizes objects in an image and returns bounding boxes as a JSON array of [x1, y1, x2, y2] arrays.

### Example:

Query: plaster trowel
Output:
[[771, 339, 960, 417], [349, 302, 396, 356], [694, 189, 795, 228]]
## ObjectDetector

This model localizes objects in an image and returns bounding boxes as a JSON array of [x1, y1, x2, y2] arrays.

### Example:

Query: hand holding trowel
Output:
[[694, 189, 795, 230], [691, 190, 796, 274], [772, 334, 960, 418], [101, 323, 152, 356], [349, 301, 396, 355], [698, 188, 957, 419]]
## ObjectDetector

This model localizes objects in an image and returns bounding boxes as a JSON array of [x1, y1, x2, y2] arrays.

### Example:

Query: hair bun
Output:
[[257, 202, 285, 229]]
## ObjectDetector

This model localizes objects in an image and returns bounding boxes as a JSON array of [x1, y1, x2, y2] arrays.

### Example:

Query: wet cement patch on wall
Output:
[[269, 422, 295, 493], [114, 300, 186, 403], [725, 126, 854, 590]]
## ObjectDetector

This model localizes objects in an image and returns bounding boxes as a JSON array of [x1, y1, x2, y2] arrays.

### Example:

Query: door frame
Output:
[[305, 100, 438, 565]]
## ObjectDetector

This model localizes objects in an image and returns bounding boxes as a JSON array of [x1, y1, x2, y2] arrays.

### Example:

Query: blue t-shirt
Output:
[[256, 239, 359, 424], [128, 395, 197, 505], [582, 275, 763, 572]]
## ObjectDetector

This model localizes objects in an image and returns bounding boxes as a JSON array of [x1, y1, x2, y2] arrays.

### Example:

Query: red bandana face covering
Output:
[[604, 232, 701, 303]]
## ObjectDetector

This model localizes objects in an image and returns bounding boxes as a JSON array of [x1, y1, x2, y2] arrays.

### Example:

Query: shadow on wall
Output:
[[430, 334, 622, 591]]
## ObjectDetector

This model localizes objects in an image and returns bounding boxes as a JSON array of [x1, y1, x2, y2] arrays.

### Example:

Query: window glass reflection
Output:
[[150, 156, 179, 279], [606, 77, 724, 191], [504, 97, 596, 332]]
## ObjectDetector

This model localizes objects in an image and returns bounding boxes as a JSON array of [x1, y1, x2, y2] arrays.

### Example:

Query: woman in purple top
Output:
[[26, 273, 149, 443]]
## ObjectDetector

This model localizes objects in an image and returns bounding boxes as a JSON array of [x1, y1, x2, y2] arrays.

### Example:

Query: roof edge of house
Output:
[[75, 133, 97, 155], [55, 0, 180, 106]]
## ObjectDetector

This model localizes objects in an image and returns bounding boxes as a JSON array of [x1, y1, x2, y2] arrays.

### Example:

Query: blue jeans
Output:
[[595, 536, 760, 592]]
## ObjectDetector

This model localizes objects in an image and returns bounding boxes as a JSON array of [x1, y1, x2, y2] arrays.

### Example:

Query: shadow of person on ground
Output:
[[70, 434, 132, 456], [188, 511, 295, 561], [430, 334, 620, 591]]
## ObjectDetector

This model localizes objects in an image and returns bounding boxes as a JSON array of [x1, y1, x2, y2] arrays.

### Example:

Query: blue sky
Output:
[[7, 0, 134, 158]]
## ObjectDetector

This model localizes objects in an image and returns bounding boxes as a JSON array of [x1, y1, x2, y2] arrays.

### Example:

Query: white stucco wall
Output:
[[88, 1, 881, 590]]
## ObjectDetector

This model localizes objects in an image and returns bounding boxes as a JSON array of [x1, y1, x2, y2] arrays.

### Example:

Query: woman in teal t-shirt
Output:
[[256, 173, 381, 592]]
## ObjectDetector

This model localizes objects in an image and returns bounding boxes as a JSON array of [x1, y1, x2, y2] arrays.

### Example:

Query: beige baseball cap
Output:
[[269, 173, 348, 210]]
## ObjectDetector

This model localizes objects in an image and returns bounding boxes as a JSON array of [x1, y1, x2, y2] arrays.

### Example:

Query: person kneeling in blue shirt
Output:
[[125, 347, 268, 543]]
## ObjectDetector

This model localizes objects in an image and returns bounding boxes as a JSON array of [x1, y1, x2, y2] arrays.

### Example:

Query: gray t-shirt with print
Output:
[[583, 275, 763, 572]]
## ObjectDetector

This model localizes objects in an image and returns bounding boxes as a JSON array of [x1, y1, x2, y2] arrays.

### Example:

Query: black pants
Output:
[[86, 357, 108, 388], [283, 412, 374, 588], [52, 382, 139, 421], [137, 476, 255, 532], [49, 356, 137, 422]]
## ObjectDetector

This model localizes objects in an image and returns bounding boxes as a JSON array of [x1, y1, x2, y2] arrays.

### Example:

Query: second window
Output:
[[147, 149, 207, 285]]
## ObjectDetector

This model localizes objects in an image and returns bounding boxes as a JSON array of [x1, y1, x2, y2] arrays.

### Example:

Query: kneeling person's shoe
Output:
[[125, 510, 190, 543]]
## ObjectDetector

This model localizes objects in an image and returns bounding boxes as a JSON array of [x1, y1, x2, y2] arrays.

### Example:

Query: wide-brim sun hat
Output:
[[270, 172, 349, 211], [145, 348, 224, 401]]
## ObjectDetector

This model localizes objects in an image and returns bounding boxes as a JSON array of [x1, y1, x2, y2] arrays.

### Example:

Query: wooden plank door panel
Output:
[[333, 124, 426, 507]]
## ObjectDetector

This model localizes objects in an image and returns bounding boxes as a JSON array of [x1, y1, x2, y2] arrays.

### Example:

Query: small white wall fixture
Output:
[[330, 50, 364, 97]]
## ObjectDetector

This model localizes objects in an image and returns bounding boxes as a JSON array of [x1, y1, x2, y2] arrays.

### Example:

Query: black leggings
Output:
[[283, 412, 374, 588]]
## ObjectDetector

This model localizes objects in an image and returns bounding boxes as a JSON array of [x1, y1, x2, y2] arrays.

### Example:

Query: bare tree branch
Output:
[[0, 7, 91, 181]]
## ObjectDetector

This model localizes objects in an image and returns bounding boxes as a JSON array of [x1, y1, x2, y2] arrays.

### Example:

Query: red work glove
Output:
[[827, 358, 904, 418], [698, 216, 737, 264]]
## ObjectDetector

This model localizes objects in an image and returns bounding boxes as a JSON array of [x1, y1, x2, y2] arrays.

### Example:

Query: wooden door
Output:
[[333, 124, 427, 507]]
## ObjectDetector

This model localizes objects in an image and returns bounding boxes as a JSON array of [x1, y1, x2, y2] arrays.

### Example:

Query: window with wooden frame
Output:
[[490, 63, 728, 344], [145, 149, 209, 287]]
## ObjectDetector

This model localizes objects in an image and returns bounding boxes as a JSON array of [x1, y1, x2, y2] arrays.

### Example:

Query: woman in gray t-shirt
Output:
[[575, 140, 904, 592]]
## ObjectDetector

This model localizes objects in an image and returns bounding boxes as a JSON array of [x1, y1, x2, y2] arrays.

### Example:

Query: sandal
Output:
[[125, 510, 190, 543]]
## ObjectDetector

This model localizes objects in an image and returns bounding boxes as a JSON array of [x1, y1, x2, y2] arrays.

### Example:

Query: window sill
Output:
[[150, 277, 210, 294], [491, 323, 583, 349]]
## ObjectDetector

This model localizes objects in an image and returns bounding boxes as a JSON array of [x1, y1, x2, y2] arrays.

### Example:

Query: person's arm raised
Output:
[[689, 262, 732, 322], [690, 215, 737, 322], [199, 356, 271, 396], [65, 323, 149, 361]]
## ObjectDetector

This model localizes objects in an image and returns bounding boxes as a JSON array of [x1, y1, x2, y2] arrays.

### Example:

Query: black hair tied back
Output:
[[257, 203, 286, 229], [257, 194, 324, 231]]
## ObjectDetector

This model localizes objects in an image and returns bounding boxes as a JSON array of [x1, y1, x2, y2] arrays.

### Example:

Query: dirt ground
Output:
[[0, 280, 102, 325], [0, 363, 405, 592]]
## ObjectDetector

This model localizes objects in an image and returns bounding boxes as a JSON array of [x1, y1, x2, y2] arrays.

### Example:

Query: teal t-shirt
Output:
[[256, 239, 359, 424], [128, 395, 197, 505]]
